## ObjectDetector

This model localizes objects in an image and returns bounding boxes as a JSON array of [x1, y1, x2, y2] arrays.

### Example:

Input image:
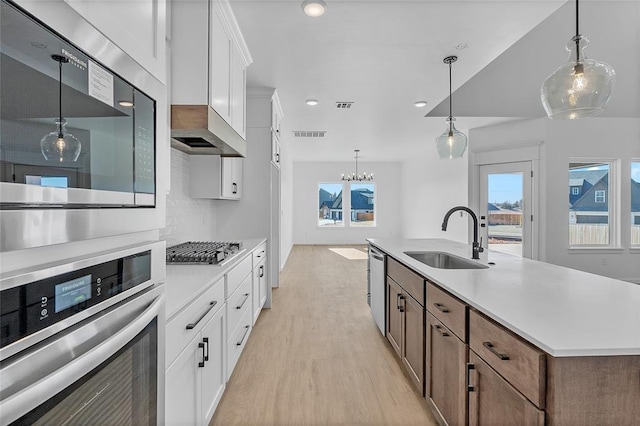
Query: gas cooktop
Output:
[[166, 241, 243, 265]]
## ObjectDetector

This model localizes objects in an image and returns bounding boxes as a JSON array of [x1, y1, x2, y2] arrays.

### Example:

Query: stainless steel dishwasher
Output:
[[368, 245, 386, 336]]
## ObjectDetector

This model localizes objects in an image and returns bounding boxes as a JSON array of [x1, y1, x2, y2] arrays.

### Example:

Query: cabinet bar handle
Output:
[[236, 325, 250, 346], [396, 293, 401, 310], [483, 341, 510, 360], [236, 293, 250, 310], [232, 183, 238, 194], [198, 342, 206, 368], [203, 337, 209, 361], [399, 295, 405, 313], [259, 265, 264, 278], [466, 363, 475, 392], [433, 302, 450, 313], [186, 301, 218, 330], [434, 324, 450, 337]]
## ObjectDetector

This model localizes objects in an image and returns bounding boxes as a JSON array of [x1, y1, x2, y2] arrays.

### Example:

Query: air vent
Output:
[[293, 131, 327, 138], [335, 101, 354, 109]]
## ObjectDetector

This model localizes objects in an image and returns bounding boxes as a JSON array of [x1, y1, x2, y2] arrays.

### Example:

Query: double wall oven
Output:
[[0, 241, 165, 425]]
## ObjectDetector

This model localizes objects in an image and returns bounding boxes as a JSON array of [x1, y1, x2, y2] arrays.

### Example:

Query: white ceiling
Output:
[[229, 0, 633, 162]]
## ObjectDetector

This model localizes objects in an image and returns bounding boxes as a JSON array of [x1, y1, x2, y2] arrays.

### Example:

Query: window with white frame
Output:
[[632, 162, 640, 246], [571, 187, 580, 195], [568, 161, 616, 247], [350, 183, 376, 227], [318, 183, 344, 227]]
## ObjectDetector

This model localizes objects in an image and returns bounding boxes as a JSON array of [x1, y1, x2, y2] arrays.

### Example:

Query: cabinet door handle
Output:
[[396, 293, 401, 310], [203, 337, 209, 361], [434, 324, 450, 337], [276, 153, 280, 163], [483, 341, 510, 360], [466, 363, 475, 392], [259, 265, 264, 278], [236, 325, 250, 346], [186, 301, 218, 330], [232, 183, 238, 194], [236, 293, 250, 310], [433, 302, 450, 313], [198, 342, 206, 368], [399, 295, 405, 313]]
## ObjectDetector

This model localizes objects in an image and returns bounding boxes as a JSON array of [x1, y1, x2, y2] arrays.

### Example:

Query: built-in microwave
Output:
[[0, 0, 166, 251]]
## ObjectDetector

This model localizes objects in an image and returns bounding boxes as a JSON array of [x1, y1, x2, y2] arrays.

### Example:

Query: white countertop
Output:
[[367, 238, 640, 357], [165, 238, 266, 320]]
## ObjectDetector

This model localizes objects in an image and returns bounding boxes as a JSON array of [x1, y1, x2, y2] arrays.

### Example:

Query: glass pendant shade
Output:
[[541, 35, 615, 119], [436, 118, 467, 159], [40, 118, 81, 162]]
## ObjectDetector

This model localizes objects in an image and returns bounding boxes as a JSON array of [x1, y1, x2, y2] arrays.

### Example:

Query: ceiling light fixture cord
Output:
[[57, 56, 64, 138], [448, 58, 453, 135], [575, 0, 580, 63]]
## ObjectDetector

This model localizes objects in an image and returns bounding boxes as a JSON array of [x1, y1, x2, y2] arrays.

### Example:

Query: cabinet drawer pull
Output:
[[466, 363, 475, 392], [236, 293, 250, 310], [203, 337, 209, 362], [236, 325, 250, 346], [396, 293, 401, 310], [198, 342, 206, 368], [232, 182, 238, 194], [433, 302, 450, 313], [483, 341, 510, 360], [259, 265, 264, 278], [186, 301, 218, 330], [399, 294, 405, 313], [434, 324, 450, 337]]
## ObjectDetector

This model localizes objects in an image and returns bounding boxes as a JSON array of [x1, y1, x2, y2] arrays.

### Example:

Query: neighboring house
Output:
[[319, 188, 341, 220], [570, 174, 609, 224], [330, 192, 343, 221], [350, 187, 374, 222], [632, 179, 640, 225]]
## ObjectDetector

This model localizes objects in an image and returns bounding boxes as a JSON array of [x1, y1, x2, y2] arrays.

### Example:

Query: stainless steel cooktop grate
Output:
[[166, 241, 243, 265]]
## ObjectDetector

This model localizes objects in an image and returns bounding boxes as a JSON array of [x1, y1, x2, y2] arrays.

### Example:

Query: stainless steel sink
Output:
[[403, 251, 489, 270]]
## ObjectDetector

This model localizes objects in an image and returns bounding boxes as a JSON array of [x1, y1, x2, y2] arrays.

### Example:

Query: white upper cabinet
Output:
[[210, 6, 231, 123], [172, 0, 251, 140]]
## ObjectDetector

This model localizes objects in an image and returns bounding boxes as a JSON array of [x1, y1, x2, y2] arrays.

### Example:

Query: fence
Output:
[[569, 224, 609, 245], [633, 225, 640, 245]]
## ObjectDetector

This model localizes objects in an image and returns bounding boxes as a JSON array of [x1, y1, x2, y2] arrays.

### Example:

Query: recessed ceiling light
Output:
[[302, 0, 326, 17], [455, 43, 469, 50], [414, 101, 428, 108], [119, 100, 134, 107], [306, 99, 319, 106]]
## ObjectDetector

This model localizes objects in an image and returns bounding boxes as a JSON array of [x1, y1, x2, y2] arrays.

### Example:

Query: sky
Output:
[[488, 173, 522, 204], [633, 162, 640, 183]]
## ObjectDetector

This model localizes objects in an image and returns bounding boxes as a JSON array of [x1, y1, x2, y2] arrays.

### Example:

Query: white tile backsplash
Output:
[[160, 149, 217, 246]]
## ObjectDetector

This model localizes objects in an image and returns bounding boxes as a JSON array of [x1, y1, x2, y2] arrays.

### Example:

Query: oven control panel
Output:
[[0, 250, 151, 348]]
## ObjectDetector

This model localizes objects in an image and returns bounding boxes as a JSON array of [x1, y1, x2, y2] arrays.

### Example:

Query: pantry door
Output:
[[479, 162, 534, 259]]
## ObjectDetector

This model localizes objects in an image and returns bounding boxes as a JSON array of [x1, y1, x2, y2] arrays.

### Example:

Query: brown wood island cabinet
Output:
[[383, 255, 640, 426], [386, 257, 425, 394]]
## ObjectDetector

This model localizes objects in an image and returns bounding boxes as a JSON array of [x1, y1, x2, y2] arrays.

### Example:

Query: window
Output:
[[318, 183, 343, 227], [571, 187, 580, 195], [568, 161, 614, 246], [632, 162, 640, 245], [350, 183, 376, 227]]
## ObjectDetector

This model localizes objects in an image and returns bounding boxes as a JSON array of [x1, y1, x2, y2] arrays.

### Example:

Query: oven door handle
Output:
[[0, 292, 164, 425]]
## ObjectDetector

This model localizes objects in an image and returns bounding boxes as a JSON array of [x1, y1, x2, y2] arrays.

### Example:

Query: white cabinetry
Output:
[[225, 254, 253, 380], [166, 279, 226, 426], [190, 155, 243, 200], [172, 0, 251, 139], [252, 243, 268, 323]]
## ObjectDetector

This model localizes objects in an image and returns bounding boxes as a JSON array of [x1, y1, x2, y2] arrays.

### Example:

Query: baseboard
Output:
[[623, 278, 640, 285]]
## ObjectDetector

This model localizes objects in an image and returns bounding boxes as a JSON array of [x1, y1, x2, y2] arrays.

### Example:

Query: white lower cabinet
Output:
[[252, 243, 268, 323], [166, 305, 226, 426], [226, 307, 253, 381]]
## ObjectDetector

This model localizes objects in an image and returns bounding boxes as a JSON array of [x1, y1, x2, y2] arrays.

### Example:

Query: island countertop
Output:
[[367, 238, 640, 357]]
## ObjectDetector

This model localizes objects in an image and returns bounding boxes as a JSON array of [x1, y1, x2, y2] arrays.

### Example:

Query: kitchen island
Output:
[[367, 238, 640, 426]]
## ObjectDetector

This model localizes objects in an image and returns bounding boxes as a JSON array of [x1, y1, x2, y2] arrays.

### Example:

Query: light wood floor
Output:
[[211, 245, 438, 426]]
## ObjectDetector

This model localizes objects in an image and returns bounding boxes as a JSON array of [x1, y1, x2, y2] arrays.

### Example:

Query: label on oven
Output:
[[88, 60, 114, 107]]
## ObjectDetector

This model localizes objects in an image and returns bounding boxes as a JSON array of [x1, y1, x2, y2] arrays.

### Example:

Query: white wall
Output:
[[470, 117, 640, 282], [293, 161, 402, 244], [160, 148, 217, 247], [400, 156, 469, 244]]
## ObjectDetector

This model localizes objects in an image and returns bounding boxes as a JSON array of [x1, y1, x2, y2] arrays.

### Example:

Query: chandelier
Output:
[[341, 149, 373, 181]]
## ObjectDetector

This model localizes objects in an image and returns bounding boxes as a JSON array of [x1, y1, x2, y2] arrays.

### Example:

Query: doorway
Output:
[[479, 162, 534, 259]]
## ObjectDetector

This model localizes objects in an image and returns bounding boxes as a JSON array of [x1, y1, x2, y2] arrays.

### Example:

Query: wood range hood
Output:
[[170, 105, 246, 157]]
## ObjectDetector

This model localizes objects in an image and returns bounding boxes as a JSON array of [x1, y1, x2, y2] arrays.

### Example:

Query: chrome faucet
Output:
[[441, 206, 484, 260]]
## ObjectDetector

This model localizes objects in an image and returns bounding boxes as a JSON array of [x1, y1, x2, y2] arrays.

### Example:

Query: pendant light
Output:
[[341, 149, 373, 181], [40, 54, 81, 162], [435, 56, 467, 159], [540, 0, 615, 120]]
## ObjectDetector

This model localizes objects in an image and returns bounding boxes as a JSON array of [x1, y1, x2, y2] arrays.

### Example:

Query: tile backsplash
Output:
[[160, 149, 217, 246]]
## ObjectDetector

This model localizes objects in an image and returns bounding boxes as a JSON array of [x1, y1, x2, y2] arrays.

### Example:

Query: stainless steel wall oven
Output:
[[0, 0, 166, 251], [0, 241, 165, 425]]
